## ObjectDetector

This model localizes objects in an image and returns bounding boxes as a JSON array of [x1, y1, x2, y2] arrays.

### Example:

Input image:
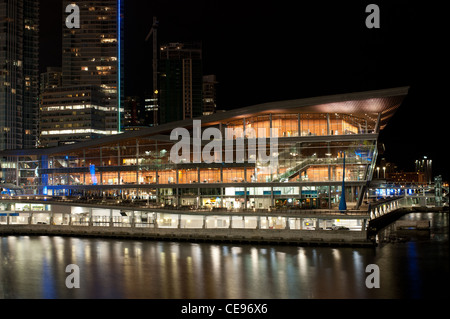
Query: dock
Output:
[[396, 220, 430, 230]]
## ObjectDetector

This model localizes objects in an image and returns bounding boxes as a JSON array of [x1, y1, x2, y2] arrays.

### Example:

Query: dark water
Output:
[[1, 212, 448, 299]]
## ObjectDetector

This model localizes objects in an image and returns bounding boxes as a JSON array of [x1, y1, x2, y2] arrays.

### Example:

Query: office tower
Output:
[[0, 0, 39, 150], [40, 85, 107, 147], [62, 0, 124, 134], [202, 75, 217, 116], [159, 42, 203, 124]]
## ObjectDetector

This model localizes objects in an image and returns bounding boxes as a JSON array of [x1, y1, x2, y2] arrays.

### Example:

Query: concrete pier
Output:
[[396, 220, 430, 230], [0, 224, 373, 247]]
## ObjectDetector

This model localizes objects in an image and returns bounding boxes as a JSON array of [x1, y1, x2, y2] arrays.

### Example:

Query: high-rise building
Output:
[[202, 75, 217, 116], [158, 42, 203, 124], [144, 92, 158, 127], [124, 96, 142, 128], [39, 67, 62, 147], [23, 0, 39, 149], [40, 85, 108, 147], [0, 0, 39, 151], [40, 67, 62, 92], [61, 0, 124, 134]]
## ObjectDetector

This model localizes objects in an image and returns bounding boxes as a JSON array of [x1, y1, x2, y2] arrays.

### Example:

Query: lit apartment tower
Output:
[[159, 42, 203, 124], [62, 0, 124, 134], [202, 75, 217, 116], [0, 0, 39, 151]]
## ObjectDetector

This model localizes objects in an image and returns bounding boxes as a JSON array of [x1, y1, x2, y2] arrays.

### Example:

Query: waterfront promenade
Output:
[[0, 195, 374, 246], [0, 194, 446, 246]]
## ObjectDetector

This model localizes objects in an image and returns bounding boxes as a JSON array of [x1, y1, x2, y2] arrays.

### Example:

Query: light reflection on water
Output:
[[0, 212, 448, 299]]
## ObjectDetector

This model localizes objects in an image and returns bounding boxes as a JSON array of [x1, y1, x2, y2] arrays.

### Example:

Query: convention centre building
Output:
[[1, 87, 408, 216]]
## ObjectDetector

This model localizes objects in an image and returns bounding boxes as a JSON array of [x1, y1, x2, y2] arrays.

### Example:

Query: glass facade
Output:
[[1, 87, 409, 214], [0, 0, 39, 150], [5, 111, 376, 210]]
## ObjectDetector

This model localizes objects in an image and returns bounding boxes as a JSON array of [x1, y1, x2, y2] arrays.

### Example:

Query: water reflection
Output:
[[0, 212, 448, 299]]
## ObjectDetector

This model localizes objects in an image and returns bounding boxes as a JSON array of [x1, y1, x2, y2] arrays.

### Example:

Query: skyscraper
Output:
[[62, 0, 124, 134], [0, 0, 39, 150], [38, 0, 124, 147], [202, 75, 217, 116], [158, 42, 203, 124]]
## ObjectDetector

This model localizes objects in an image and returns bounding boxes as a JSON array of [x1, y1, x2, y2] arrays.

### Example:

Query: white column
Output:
[[88, 208, 93, 226], [109, 209, 113, 227]]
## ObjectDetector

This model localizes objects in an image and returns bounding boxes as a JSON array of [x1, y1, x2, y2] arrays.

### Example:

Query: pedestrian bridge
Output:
[[368, 197, 403, 220]]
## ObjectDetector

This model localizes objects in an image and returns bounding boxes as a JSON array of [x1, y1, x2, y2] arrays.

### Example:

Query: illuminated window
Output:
[[101, 38, 117, 43], [96, 66, 112, 71]]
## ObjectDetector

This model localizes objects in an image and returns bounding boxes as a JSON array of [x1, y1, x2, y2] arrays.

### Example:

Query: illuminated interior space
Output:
[[1, 87, 408, 212]]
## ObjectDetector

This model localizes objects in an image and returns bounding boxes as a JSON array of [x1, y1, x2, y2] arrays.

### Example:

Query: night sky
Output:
[[39, 0, 446, 181]]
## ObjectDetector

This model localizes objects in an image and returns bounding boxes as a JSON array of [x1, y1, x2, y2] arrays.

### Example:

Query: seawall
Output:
[[0, 225, 374, 247]]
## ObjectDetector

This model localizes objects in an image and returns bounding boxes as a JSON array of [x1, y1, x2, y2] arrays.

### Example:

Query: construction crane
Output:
[[145, 16, 159, 126]]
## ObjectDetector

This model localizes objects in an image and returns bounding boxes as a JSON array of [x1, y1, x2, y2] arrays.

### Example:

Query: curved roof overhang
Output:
[[0, 86, 409, 157], [203, 86, 408, 128]]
